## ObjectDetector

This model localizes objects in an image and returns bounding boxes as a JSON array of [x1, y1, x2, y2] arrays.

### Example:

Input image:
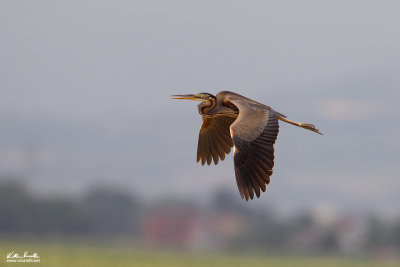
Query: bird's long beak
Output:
[[171, 94, 201, 101]]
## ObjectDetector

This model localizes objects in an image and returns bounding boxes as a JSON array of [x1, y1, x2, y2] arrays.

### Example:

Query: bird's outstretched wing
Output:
[[197, 116, 236, 165], [228, 98, 280, 201]]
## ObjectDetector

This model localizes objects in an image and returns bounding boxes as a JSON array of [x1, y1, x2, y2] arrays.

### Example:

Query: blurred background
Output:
[[1, 0, 399, 265]]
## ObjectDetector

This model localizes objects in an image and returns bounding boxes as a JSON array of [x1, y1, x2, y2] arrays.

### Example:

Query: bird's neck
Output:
[[198, 99, 216, 117]]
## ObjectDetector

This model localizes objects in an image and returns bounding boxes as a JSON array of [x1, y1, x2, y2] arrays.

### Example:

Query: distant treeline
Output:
[[0, 179, 142, 236], [0, 179, 399, 255]]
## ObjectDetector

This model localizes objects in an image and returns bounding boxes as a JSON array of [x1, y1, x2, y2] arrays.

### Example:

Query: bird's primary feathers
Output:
[[172, 91, 322, 201]]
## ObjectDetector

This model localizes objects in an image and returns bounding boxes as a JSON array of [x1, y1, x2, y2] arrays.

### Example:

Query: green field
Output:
[[0, 240, 398, 267]]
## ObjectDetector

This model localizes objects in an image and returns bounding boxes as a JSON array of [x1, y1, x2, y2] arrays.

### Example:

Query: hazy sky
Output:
[[1, 1, 399, 215]]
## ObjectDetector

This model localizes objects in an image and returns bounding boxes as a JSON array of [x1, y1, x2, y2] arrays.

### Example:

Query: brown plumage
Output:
[[172, 91, 322, 201]]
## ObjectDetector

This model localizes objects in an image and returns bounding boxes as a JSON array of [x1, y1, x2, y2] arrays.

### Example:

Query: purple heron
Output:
[[172, 91, 322, 201]]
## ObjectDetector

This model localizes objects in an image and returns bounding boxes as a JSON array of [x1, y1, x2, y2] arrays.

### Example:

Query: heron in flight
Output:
[[172, 91, 322, 201]]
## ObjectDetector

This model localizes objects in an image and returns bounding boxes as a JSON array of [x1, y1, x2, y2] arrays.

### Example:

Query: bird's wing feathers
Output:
[[197, 116, 236, 165], [228, 98, 280, 201]]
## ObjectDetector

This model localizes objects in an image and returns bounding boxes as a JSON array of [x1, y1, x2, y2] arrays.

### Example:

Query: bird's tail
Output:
[[278, 117, 323, 135]]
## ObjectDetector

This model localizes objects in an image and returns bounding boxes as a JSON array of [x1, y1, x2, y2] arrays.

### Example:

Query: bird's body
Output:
[[172, 91, 321, 201]]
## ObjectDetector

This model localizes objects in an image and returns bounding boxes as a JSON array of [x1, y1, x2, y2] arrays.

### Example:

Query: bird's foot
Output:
[[299, 123, 323, 135]]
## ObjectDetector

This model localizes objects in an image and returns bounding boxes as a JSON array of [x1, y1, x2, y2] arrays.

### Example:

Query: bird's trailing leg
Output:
[[278, 117, 323, 135]]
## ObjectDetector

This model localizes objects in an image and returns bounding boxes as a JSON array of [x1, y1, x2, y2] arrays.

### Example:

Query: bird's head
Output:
[[171, 92, 215, 101], [172, 92, 217, 116]]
